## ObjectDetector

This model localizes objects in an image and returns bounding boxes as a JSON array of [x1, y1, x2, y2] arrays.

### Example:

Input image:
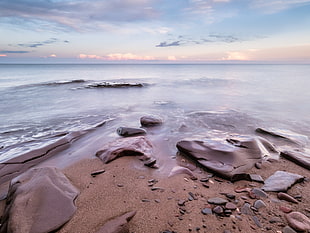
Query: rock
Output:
[[254, 200, 266, 210], [116, 127, 146, 137], [225, 202, 237, 210], [285, 211, 310, 232], [278, 192, 299, 204], [282, 226, 297, 233], [213, 206, 224, 215], [143, 157, 157, 167], [256, 127, 309, 146], [280, 206, 292, 213], [250, 188, 268, 199], [248, 174, 264, 183], [86, 82, 144, 89], [201, 208, 212, 215], [140, 115, 163, 127], [262, 171, 304, 192], [95, 136, 156, 167], [241, 203, 254, 216], [169, 166, 194, 177], [207, 197, 228, 205], [281, 150, 310, 170], [0, 167, 79, 233], [252, 216, 263, 228], [91, 169, 106, 177], [95, 211, 136, 233], [176, 136, 279, 181]]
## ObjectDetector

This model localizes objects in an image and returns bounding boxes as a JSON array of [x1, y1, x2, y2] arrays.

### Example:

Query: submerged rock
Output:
[[176, 136, 279, 181], [95, 136, 156, 167], [116, 127, 146, 137], [140, 115, 163, 127], [262, 171, 304, 192], [95, 211, 136, 233], [281, 150, 310, 170], [0, 167, 79, 233]]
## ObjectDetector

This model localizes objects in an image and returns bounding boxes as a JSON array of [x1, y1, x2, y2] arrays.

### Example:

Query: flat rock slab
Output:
[[95, 211, 136, 233], [0, 167, 79, 233], [262, 171, 304, 192], [96, 136, 156, 166], [285, 211, 310, 232], [281, 150, 310, 170], [176, 136, 279, 181], [256, 128, 309, 146]]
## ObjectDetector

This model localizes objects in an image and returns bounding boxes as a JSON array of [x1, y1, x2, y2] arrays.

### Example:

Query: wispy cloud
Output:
[[156, 34, 243, 47], [0, 50, 30, 54], [79, 53, 155, 61], [0, 0, 159, 32], [16, 38, 69, 48], [252, 0, 310, 13]]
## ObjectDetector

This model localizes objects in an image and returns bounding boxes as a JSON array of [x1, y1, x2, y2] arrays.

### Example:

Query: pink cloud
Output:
[[0, 54, 7, 57], [78, 53, 155, 61]]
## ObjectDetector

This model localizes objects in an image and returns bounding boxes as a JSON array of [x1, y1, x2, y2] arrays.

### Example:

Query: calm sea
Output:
[[1, 64, 310, 163]]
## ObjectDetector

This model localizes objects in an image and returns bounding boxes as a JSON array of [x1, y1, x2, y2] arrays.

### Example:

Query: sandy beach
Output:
[[56, 151, 310, 233]]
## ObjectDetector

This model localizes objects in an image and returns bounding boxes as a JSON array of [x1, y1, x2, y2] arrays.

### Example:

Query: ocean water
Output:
[[0, 64, 310, 163]]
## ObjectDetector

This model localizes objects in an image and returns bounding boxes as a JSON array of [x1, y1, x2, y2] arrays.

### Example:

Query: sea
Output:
[[1, 64, 310, 164]]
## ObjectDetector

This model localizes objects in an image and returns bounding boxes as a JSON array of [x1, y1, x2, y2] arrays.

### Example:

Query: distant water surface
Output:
[[1, 64, 309, 162]]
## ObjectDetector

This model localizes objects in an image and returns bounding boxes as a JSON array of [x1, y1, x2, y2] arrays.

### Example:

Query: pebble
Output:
[[249, 174, 264, 183], [282, 226, 298, 233], [213, 206, 224, 215], [254, 200, 266, 210], [201, 208, 212, 215], [278, 192, 299, 204], [285, 211, 310, 231], [280, 206, 292, 213], [90, 169, 105, 177], [250, 188, 268, 199], [225, 193, 236, 199], [225, 202, 237, 210], [207, 197, 228, 205], [241, 203, 254, 216], [178, 199, 186, 206], [252, 216, 262, 228]]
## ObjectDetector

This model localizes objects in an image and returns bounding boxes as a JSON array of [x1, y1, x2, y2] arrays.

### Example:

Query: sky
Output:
[[0, 0, 310, 63]]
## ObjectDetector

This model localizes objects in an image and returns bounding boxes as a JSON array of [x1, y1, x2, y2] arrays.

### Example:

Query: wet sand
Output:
[[57, 154, 310, 233]]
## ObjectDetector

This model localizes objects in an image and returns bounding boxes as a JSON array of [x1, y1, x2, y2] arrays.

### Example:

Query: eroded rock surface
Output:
[[176, 136, 279, 181], [95, 136, 156, 167], [0, 167, 79, 233], [262, 171, 304, 192]]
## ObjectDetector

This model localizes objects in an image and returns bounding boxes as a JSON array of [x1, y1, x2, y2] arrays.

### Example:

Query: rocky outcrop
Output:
[[0, 167, 79, 233], [95, 211, 136, 233], [176, 136, 279, 181], [95, 136, 157, 167]]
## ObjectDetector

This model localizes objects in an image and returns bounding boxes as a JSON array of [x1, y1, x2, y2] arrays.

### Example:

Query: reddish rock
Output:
[[285, 211, 310, 232], [278, 192, 299, 204], [280, 206, 292, 213]]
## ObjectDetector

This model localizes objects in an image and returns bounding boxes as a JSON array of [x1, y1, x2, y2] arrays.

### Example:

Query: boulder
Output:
[[116, 127, 146, 137], [262, 171, 304, 192], [281, 150, 310, 170], [176, 136, 279, 181], [140, 115, 163, 127], [0, 167, 79, 233], [95, 136, 156, 167], [95, 211, 136, 233]]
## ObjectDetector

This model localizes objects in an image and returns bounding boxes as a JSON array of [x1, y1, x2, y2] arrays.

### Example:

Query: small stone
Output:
[[116, 127, 146, 137], [252, 216, 263, 228], [254, 200, 266, 210], [285, 211, 310, 231], [189, 192, 198, 200], [200, 178, 209, 182], [223, 230, 232, 233], [225, 202, 237, 210], [269, 217, 283, 223], [151, 187, 165, 191], [280, 206, 292, 213], [213, 206, 224, 215], [117, 184, 124, 187], [250, 188, 268, 199], [155, 199, 161, 203], [208, 197, 228, 205], [178, 199, 186, 206], [282, 226, 298, 233], [278, 192, 298, 204], [142, 199, 151, 202], [201, 208, 212, 215], [225, 193, 236, 199], [90, 169, 105, 177], [241, 203, 253, 215], [144, 157, 157, 167], [249, 174, 264, 183], [140, 115, 163, 127], [202, 183, 209, 188]]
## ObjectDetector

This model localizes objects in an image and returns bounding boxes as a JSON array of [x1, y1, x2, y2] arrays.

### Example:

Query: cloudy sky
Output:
[[0, 0, 310, 63]]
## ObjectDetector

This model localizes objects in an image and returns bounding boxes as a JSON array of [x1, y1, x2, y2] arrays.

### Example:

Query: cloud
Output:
[[79, 53, 155, 61], [0, 54, 7, 57], [0, 50, 30, 54], [252, 0, 310, 13], [0, 0, 159, 31], [156, 34, 243, 48], [221, 51, 248, 61]]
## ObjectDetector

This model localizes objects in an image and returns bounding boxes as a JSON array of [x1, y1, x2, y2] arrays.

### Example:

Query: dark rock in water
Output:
[[0, 167, 79, 233], [262, 171, 304, 192], [95, 136, 156, 167], [95, 211, 136, 233], [256, 128, 309, 146], [117, 127, 146, 137], [281, 150, 310, 170], [86, 82, 144, 89], [278, 192, 299, 204], [285, 211, 310, 232], [140, 115, 163, 127], [176, 136, 279, 181]]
